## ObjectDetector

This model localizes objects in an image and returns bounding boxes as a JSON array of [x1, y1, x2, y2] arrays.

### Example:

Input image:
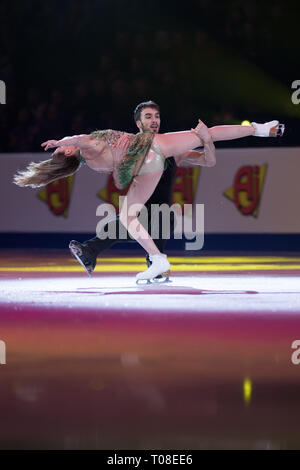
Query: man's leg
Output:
[[71, 158, 177, 276], [69, 216, 131, 276], [69, 204, 169, 276]]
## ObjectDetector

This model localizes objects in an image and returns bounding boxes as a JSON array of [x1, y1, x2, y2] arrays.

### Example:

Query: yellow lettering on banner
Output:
[[223, 164, 267, 217], [38, 175, 75, 217], [172, 168, 201, 212]]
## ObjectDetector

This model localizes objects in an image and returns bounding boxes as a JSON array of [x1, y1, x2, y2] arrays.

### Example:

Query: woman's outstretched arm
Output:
[[175, 146, 216, 167], [41, 134, 90, 151]]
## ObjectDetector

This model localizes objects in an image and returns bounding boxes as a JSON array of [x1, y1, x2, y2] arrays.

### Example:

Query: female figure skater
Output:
[[13, 119, 284, 282]]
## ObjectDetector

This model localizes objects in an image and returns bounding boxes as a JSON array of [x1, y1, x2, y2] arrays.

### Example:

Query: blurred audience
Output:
[[0, 0, 296, 152]]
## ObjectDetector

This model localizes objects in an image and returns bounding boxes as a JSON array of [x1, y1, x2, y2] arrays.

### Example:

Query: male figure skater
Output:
[[69, 100, 180, 277]]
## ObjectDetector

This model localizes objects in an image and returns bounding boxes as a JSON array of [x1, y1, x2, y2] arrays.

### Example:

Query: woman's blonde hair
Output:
[[13, 149, 81, 188]]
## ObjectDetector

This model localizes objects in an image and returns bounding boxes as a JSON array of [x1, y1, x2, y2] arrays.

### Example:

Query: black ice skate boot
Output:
[[69, 240, 97, 277]]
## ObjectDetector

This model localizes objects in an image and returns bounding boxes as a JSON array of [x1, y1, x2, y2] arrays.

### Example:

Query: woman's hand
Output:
[[192, 119, 212, 144], [41, 140, 59, 151]]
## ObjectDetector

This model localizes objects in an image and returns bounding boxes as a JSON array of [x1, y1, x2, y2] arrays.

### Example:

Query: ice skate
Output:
[[136, 253, 171, 284], [69, 240, 97, 277], [145, 253, 171, 281], [251, 120, 285, 137]]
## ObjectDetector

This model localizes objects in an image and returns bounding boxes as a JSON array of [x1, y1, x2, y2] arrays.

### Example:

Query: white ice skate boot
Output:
[[136, 253, 171, 284], [251, 120, 285, 137]]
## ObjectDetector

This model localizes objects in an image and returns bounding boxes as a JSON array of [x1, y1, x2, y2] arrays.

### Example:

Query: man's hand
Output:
[[41, 140, 59, 151], [192, 119, 212, 144]]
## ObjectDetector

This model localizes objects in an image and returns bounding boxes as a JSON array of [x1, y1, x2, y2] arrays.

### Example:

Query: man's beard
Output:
[[141, 123, 159, 133]]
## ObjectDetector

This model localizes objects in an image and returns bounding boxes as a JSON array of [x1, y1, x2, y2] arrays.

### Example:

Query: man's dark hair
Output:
[[134, 100, 160, 123]]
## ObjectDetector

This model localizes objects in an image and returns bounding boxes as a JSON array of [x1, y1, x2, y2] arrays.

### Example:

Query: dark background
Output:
[[0, 0, 299, 152]]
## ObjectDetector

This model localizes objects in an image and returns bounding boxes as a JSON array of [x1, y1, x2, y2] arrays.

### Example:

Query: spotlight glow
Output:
[[243, 377, 252, 405]]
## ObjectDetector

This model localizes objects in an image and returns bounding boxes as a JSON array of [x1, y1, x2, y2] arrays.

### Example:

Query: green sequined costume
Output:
[[90, 130, 155, 190]]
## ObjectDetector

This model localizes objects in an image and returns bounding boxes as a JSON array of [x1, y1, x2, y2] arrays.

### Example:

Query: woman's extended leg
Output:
[[155, 120, 283, 156], [119, 169, 171, 281], [119, 170, 164, 254], [208, 125, 254, 141], [154, 131, 202, 157], [155, 127, 250, 157]]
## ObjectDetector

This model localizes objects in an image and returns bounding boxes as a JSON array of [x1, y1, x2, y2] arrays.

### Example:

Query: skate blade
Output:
[[152, 276, 171, 284], [152, 270, 171, 283], [270, 123, 285, 137], [69, 242, 92, 277], [136, 274, 171, 285], [136, 279, 152, 285]]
